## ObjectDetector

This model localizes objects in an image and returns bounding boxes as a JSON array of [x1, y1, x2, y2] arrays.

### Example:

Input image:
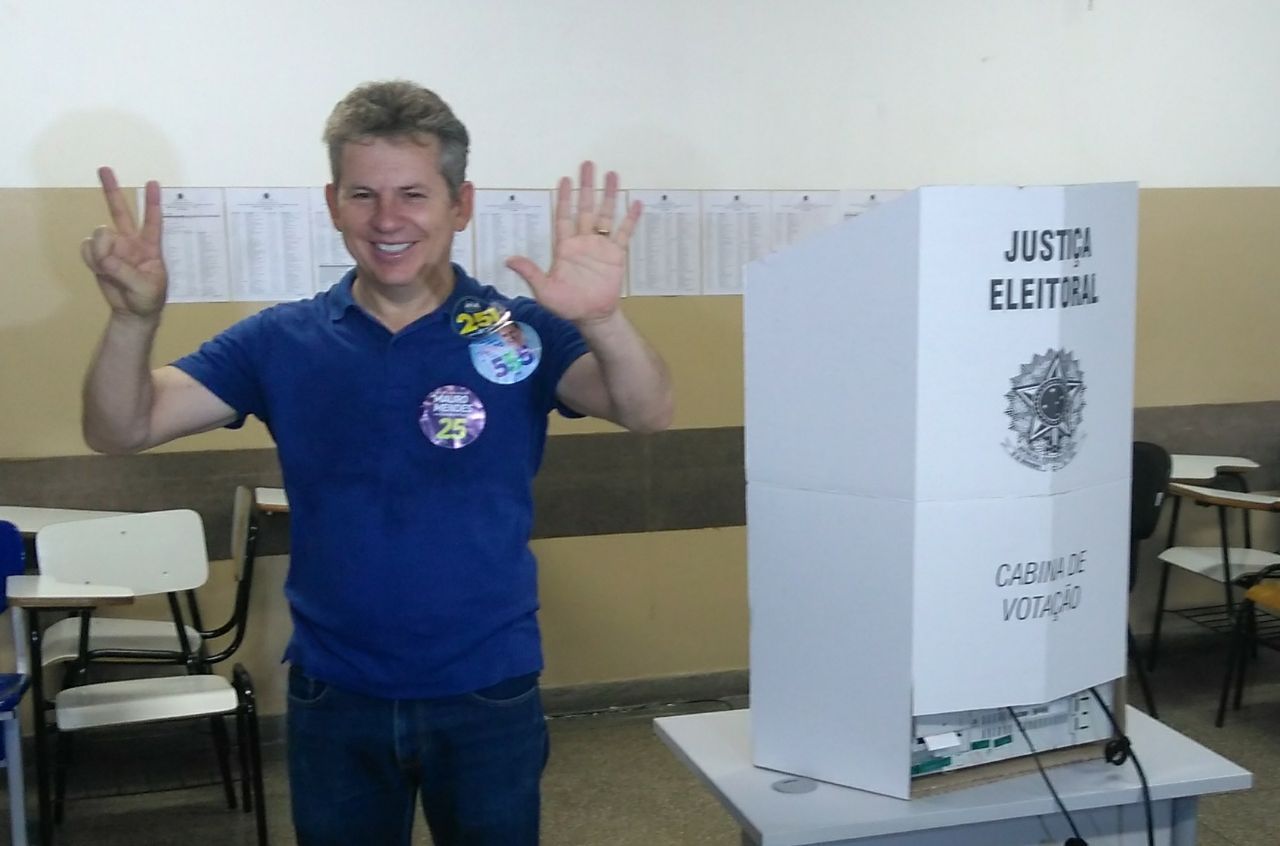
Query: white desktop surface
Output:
[[253, 487, 289, 512], [0, 505, 126, 534], [654, 707, 1250, 846], [1168, 454, 1259, 483], [6, 575, 134, 603]]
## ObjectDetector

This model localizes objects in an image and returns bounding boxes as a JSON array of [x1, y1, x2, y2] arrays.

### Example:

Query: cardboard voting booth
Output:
[[744, 184, 1138, 799]]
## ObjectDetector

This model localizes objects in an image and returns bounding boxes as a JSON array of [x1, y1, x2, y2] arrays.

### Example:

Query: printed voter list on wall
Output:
[[839, 189, 906, 220], [770, 191, 841, 249], [226, 188, 314, 302], [628, 190, 701, 296], [473, 190, 552, 300], [308, 187, 354, 292], [142, 187, 232, 303], [701, 191, 771, 295]]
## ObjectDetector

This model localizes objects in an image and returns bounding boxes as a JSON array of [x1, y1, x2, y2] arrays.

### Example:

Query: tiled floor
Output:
[[8, 632, 1280, 845], [1141, 632, 1280, 846]]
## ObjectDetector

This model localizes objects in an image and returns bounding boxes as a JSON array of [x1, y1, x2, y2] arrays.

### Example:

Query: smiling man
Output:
[[80, 80, 673, 846]]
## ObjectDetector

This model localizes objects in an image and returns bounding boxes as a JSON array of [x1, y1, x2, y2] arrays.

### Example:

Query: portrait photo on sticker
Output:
[[470, 321, 542, 385]]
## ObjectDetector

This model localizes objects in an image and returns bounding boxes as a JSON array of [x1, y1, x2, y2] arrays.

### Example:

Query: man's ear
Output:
[[454, 181, 475, 232], [325, 183, 340, 230]]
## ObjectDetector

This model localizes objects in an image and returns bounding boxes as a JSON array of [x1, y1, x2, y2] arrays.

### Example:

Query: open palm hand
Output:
[[506, 162, 641, 325]]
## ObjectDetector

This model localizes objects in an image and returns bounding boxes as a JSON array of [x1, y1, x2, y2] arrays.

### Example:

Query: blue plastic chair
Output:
[[0, 521, 31, 845]]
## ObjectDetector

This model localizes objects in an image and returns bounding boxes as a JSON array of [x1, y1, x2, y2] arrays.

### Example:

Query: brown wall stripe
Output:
[[1134, 401, 1280, 490], [3, 401, 1275, 561], [0, 427, 747, 559]]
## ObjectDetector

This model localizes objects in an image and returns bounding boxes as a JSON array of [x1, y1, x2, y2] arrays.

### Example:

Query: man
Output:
[[80, 80, 672, 845]]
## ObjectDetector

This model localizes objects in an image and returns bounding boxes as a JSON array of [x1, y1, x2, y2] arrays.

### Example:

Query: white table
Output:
[[655, 707, 1250, 846], [7, 575, 135, 606], [0, 506, 127, 536], [6, 575, 134, 846], [253, 487, 289, 514], [1168, 455, 1259, 483]]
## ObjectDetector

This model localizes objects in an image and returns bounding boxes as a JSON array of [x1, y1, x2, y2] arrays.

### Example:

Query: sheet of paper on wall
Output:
[[701, 190, 771, 295], [627, 190, 701, 297], [770, 191, 841, 250], [473, 189, 552, 300], [840, 189, 906, 219], [140, 187, 232, 303], [226, 187, 314, 302], [308, 187, 354, 292]]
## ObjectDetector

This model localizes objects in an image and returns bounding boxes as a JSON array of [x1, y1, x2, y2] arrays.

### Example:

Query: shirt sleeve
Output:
[[170, 309, 273, 428]]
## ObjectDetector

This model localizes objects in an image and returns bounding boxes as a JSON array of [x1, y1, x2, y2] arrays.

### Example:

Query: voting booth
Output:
[[744, 184, 1138, 799]]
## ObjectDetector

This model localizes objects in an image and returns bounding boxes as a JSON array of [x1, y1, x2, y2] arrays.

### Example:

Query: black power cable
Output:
[[1088, 687, 1156, 846], [1006, 706, 1088, 846], [1007, 690, 1157, 846]]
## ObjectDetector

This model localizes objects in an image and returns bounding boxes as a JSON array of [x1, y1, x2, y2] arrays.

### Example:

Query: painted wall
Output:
[[4, 1, 1278, 190], [3, 1, 1278, 714]]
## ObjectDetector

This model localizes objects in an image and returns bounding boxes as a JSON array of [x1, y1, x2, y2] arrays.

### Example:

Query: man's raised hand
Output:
[[81, 167, 168, 319], [505, 161, 642, 325]]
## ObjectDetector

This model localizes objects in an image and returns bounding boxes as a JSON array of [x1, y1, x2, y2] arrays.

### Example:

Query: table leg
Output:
[[26, 609, 51, 846], [1170, 797, 1197, 846]]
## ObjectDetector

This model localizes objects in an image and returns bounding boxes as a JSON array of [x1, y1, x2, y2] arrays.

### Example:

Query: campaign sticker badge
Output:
[[469, 321, 542, 385], [419, 385, 486, 448], [451, 296, 507, 339]]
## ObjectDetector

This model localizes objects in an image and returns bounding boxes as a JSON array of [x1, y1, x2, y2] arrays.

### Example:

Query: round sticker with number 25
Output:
[[451, 297, 506, 339], [419, 385, 486, 449]]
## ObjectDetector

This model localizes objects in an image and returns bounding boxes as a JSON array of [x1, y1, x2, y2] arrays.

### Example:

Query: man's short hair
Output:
[[323, 80, 470, 199]]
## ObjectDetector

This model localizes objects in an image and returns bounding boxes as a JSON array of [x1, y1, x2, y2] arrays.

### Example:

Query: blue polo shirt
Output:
[[174, 267, 587, 698]]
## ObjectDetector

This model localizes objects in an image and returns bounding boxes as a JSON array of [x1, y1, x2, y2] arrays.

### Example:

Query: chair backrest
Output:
[[194, 488, 263, 661], [0, 521, 24, 611], [230, 485, 253, 580], [1132, 441, 1173, 542], [36, 510, 209, 596]]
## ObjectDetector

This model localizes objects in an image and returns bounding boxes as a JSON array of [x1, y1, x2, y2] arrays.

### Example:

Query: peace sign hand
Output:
[[81, 167, 168, 319]]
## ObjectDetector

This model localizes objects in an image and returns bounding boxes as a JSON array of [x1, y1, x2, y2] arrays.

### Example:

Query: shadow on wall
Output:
[[29, 109, 183, 187], [0, 112, 180, 456], [21, 109, 182, 325]]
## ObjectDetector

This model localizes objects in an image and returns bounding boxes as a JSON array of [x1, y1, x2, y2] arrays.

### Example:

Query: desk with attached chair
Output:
[[1149, 456, 1265, 671], [8, 510, 269, 846], [6, 573, 134, 846]]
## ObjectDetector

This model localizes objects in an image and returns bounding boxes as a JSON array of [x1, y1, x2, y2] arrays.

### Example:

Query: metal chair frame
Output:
[[29, 510, 268, 846], [1217, 562, 1280, 726]]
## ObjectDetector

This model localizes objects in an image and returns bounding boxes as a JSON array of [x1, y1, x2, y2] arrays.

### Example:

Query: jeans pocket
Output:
[[467, 672, 540, 706], [287, 665, 331, 706]]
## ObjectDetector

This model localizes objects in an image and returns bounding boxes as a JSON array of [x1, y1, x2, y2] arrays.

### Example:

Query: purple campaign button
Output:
[[420, 385, 486, 448]]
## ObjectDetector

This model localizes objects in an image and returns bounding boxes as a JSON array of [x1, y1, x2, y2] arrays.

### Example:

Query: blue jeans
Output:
[[286, 665, 548, 846]]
